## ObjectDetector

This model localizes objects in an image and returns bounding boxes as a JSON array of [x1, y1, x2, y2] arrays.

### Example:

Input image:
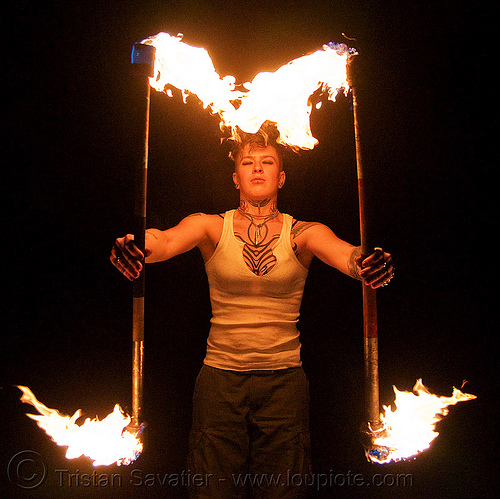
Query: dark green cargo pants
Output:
[[187, 364, 312, 498]]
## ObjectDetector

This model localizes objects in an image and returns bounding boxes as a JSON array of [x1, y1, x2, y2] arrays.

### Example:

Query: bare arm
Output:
[[110, 213, 213, 281], [295, 222, 394, 289], [302, 223, 362, 277], [144, 214, 211, 263]]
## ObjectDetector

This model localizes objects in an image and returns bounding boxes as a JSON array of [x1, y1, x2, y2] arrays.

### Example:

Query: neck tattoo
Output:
[[248, 198, 271, 214]]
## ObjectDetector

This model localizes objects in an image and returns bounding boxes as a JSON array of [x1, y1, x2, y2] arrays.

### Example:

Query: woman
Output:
[[111, 128, 394, 498]]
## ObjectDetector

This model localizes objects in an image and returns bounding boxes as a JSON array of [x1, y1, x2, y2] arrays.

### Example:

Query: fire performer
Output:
[[110, 125, 394, 497]]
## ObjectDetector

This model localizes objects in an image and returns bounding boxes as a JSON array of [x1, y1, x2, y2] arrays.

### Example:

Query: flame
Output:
[[366, 379, 476, 464], [140, 32, 356, 149], [17, 386, 143, 466]]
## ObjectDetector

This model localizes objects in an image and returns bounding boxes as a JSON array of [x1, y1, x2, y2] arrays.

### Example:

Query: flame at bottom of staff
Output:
[[364, 379, 476, 464], [17, 386, 143, 467]]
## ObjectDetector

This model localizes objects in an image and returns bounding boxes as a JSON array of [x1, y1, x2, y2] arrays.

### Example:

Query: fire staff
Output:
[[110, 126, 394, 498]]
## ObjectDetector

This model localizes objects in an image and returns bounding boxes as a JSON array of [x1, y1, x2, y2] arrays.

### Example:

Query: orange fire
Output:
[[366, 379, 476, 464], [141, 32, 355, 149], [18, 386, 142, 466]]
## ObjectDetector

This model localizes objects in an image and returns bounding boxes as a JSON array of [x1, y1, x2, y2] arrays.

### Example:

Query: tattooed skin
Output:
[[234, 215, 280, 276], [291, 221, 320, 238], [348, 246, 363, 280], [239, 198, 275, 215], [290, 220, 320, 258], [235, 232, 279, 276], [146, 229, 159, 240]]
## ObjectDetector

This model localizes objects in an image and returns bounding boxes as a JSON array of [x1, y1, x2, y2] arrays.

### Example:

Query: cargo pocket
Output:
[[299, 431, 313, 476], [187, 429, 205, 473]]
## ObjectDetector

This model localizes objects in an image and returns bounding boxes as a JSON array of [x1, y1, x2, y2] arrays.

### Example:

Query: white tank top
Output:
[[204, 209, 309, 371]]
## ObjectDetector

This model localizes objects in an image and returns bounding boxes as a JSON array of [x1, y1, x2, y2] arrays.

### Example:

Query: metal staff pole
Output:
[[129, 42, 155, 430], [347, 55, 381, 431]]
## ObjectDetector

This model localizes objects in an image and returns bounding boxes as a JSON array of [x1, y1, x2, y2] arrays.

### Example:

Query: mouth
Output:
[[250, 177, 265, 184]]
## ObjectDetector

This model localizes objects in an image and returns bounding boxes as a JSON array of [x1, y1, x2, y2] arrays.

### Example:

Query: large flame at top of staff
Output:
[[17, 386, 143, 466], [365, 379, 476, 464], [140, 32, 356, 150]]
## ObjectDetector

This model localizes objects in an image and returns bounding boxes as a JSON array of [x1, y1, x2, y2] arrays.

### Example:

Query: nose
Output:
[[253, 162, 264, 173]]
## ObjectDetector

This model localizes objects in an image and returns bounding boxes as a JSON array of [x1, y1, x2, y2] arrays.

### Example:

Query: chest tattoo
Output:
[[234, 215, 280, 276]]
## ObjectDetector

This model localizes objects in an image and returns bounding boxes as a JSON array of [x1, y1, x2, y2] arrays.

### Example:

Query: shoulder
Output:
[[181, 213, 225, 257], [290, 219, 328, 239], [172, 213, 224, 235], [182, 212, 225, 224]]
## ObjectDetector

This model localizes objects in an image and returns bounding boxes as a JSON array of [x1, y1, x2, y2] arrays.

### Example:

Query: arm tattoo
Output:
[[291, 221, 320, 239], [146, 230, 158, 240], [348, 246, 362, 280], [290, 220, 320, 258]]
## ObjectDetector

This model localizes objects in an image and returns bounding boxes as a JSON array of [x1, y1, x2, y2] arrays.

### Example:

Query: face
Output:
[[233, 144, 285, 200]]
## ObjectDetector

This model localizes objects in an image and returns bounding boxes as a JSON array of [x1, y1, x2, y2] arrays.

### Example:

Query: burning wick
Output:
[[363, 379, 476, 464], [17, 386, 143, 466]]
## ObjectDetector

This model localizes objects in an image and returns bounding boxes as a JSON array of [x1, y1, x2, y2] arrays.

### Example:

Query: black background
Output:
[[2, 1, 495, 497]]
